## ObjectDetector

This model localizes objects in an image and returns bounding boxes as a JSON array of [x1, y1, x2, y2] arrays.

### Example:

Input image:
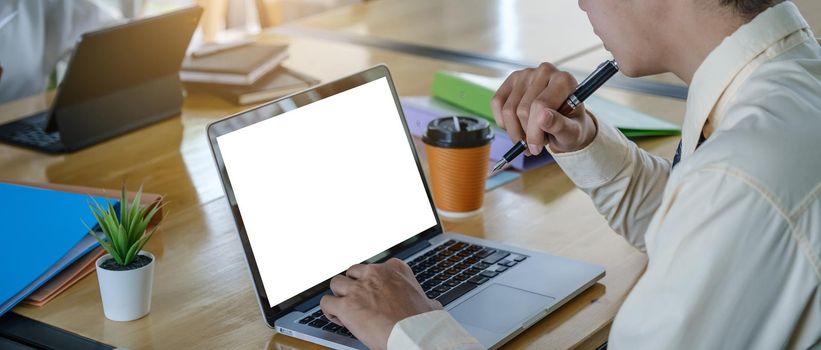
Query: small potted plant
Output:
[[87, 185, 163, 322]]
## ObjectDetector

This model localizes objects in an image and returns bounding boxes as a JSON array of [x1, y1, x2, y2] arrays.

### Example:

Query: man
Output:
[[0, 0, 119, 104], [320, 1, 821, 349]]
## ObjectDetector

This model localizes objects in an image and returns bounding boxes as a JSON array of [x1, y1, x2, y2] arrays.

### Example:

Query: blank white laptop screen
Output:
[[216, 77, 437, 308]]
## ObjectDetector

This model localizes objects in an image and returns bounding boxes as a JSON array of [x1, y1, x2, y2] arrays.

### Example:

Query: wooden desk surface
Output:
[[2, 32, 685, 349], [288, 0, 820, 89], [287, 0, 603, 68], [290, 0, 820, 64]]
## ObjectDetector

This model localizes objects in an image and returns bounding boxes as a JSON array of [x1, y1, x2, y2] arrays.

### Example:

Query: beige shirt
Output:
[[388, 2, 821, 349]]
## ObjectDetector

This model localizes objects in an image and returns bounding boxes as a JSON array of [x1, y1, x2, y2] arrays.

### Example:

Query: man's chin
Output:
[[613, 59, 664, 79]]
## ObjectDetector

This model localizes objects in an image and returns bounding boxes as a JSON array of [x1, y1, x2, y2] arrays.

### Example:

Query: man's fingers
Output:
[[384, 258, 426, 293], [386, 258, 413, 275], [543, 71, 578, 109], [501, 77, 528, 139], [345, 264, 369, 279], [329, 274, 356, 296], [320, 294, 344, 323], [502, 109, 526, 146], [492, 74, 517, 128], [525, 106, 549, 155], [501, 87, 526, 145], [533, 107, 582, 147], [327, 314, 343, 326], [516, 64, 554, 123]]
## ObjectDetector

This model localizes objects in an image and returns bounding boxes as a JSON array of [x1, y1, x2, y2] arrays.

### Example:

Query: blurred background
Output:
[[0, 0, 816, 104], [0, 0, 364, 103], [120, 0, 363, 43]]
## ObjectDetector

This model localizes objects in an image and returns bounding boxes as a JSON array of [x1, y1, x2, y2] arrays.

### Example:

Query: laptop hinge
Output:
[[294, 289, 333, 313], [392, 239, 431, 261]]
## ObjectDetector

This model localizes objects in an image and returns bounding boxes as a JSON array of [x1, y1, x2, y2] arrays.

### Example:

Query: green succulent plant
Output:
[[86, 185, 163, 267]]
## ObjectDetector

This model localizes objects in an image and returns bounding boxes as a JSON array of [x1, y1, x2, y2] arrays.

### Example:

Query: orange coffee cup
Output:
[[422, 116, 494, 218]]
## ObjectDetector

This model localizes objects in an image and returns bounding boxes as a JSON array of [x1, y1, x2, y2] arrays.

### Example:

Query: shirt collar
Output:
[[680, 1, 810, 158]]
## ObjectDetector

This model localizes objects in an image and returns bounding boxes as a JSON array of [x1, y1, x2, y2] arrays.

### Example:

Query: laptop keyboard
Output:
[[297, 239, 527, 339], [410, 240, 526, 305], [0, 111, 64, 152], [298, 310, 357, 339]]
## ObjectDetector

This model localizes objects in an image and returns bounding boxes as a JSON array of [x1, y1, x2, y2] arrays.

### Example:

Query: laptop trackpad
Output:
[[449, 284, 555, 333]]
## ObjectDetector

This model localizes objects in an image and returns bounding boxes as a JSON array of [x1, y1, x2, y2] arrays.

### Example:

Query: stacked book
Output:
[[181, 42, 319, 105], [401, 71, 682, 171]]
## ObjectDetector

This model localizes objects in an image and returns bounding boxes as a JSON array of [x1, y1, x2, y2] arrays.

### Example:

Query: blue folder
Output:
[[0, 183, 115, 315]]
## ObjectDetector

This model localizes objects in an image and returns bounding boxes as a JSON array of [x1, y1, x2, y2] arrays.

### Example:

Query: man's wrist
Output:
[[577, 111, 599, 151], [388, 310, 481, 349], [548, 110, 599, 154], [547, 117, 630, 189]]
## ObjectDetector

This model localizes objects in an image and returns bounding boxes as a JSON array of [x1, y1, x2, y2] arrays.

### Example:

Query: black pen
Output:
[[491, 59, 620, 174]]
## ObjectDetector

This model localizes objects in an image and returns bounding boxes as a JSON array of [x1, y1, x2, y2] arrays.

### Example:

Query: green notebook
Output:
[[431, 71, 681, 138]]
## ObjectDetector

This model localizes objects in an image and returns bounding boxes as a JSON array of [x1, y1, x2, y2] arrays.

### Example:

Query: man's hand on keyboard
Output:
[[320, 258, 442, 350]]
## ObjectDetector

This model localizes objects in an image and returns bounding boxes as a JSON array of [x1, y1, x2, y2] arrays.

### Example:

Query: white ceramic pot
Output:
[[95, 251, 155, 321]]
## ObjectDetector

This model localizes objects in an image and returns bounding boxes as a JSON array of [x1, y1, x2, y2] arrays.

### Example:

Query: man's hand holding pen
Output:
[[491, 62, 598, 156], [490, 60, 618, 175]]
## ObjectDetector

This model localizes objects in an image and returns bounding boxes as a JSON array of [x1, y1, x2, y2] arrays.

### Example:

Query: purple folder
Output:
[[401, 96, 554, 171]]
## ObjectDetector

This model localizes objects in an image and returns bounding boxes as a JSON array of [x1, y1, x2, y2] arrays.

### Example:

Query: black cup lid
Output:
[[422, 116, 494, 148]]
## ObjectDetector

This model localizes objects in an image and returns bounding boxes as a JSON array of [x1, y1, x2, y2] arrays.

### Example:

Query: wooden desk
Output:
[[277, 0, 691, 99], [285, 0, 603, 68], [284, 0, 820, 93], [2, 32, 685, 349], [289, 0, 821, 63]]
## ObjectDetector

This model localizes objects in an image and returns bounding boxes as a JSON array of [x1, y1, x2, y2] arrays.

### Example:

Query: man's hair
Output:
[[719, 0, 785, 17]]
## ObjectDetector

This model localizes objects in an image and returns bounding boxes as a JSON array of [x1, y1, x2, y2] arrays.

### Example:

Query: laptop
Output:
[[0, 6, 202, 153], [207, 65, 604, 349]]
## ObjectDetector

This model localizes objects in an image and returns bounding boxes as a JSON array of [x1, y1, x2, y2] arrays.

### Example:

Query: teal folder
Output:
[[0, 183, 114, 315]]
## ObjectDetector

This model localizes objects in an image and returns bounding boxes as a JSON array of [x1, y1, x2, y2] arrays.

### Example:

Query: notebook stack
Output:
[[182, 42, 319, 105]]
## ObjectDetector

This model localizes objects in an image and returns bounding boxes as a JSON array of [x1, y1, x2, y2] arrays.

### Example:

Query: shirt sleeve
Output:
[[608, 167, 818, 349], [388, 310, 483, 350], [44, 0, 121, 78], [547, 118, 671, 251]]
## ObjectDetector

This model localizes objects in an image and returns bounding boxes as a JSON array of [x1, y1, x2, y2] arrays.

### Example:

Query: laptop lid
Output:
[[45, 6, 202, 149], [207, 65, 444, 325]]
